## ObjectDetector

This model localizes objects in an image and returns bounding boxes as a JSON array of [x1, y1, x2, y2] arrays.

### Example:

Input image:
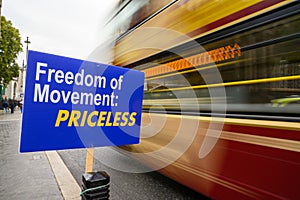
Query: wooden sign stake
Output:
[[85, 148, 94, 173]]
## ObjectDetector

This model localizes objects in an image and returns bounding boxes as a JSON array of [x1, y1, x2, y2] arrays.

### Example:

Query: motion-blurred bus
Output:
[[107, 1, 300, 199]]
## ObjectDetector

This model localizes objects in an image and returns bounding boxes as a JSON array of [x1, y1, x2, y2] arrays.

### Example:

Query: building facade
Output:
[[5, 66, 26, 101]]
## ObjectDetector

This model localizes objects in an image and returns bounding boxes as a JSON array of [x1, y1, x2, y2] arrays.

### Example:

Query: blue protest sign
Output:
[[20, 50, 144, 152]]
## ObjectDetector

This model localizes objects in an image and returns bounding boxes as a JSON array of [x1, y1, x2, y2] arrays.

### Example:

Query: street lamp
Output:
[[21, 37, 30, 100], [24, 36, 31, 66]]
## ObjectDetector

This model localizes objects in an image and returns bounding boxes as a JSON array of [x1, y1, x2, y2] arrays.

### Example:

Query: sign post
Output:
[[20, 50, 144, 199], [85, 148, 94, 173]]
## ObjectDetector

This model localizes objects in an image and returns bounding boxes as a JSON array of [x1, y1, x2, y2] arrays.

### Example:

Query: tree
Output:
[[0, 16, 22, 87]]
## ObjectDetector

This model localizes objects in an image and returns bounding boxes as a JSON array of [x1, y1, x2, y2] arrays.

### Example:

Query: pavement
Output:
[[0, 110, 81, 200], [0, 109, 209, 200]]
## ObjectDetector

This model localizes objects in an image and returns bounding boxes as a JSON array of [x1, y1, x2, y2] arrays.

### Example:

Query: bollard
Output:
[[81, 171, 110, 200]]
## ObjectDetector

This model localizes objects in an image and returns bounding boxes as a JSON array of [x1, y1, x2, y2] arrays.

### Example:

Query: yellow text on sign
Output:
[[55, 110, 137, 127]]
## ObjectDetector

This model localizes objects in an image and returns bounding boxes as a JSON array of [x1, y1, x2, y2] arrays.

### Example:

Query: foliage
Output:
[[0, 16, 22, 87]]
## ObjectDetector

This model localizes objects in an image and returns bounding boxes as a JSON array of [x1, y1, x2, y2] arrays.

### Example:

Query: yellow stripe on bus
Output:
[[150, 75, 300, 92]]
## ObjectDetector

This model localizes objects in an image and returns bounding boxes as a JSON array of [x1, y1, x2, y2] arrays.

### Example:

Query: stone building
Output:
[[5, 65, 26, 101]]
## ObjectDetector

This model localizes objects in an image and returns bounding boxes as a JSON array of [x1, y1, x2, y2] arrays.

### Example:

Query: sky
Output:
[[2, 0, 119, 65]]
